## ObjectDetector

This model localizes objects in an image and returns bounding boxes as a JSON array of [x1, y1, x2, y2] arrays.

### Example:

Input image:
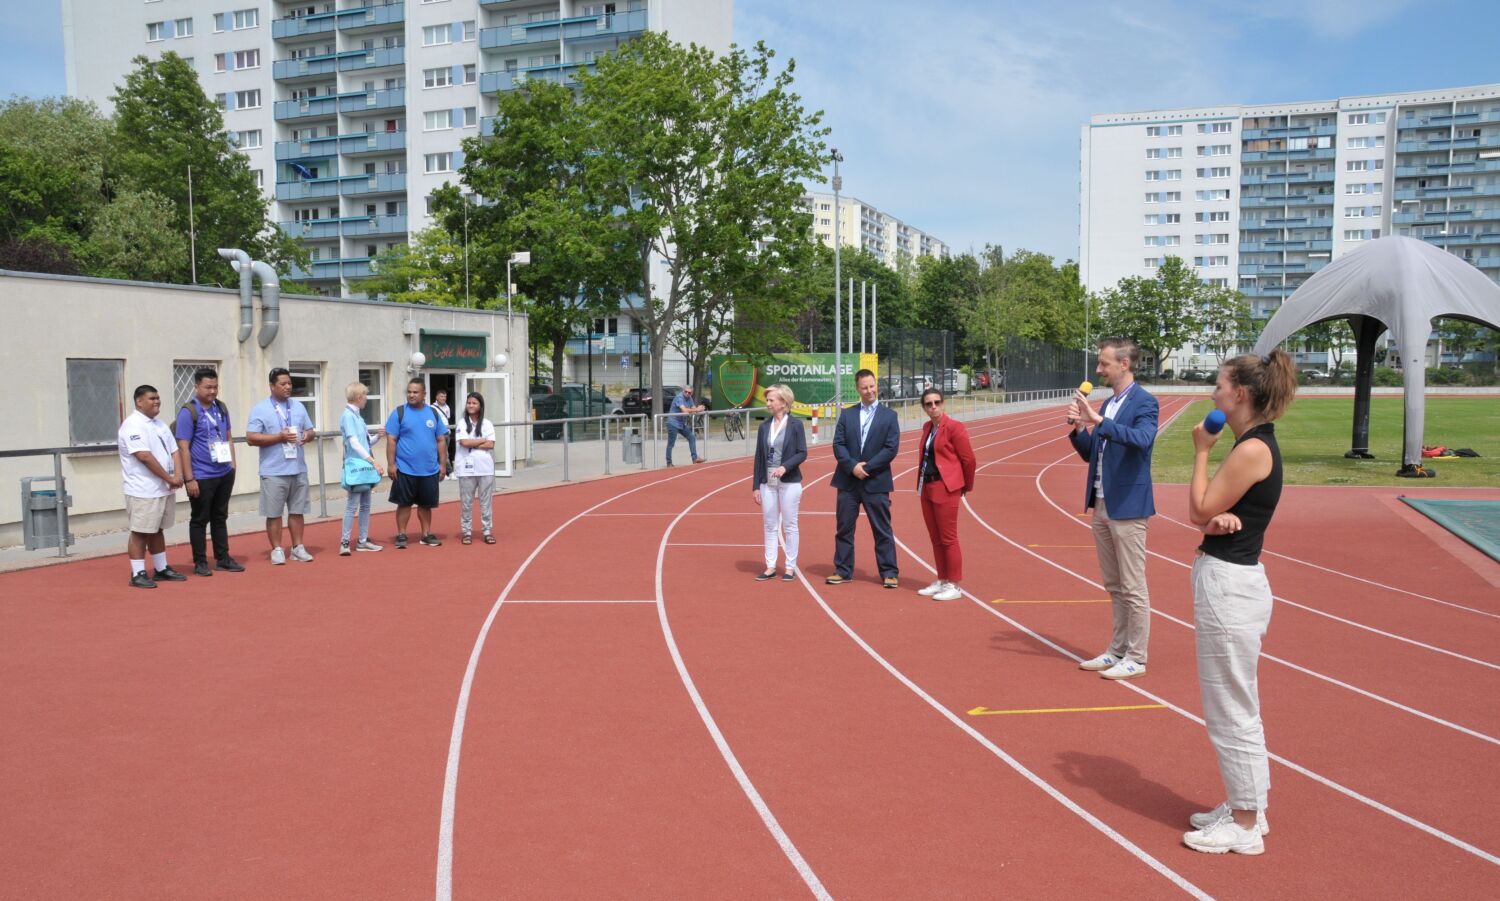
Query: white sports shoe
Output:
[[932, 584, 963, 601], [356, 540, 383, 552], [270, 547, 286, 566], [917, 580, 946, 596], [1190, 803, 1269, 836], [289, 545, 314, 563], [1078, 652, 1119, 672], [1184, 815, 1265, 855], [1100, 659, 1146, 680]]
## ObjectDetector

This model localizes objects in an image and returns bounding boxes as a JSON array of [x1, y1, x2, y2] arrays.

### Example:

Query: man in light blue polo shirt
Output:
[[245, 367, 317, 565], [384, 378, 449, 549]]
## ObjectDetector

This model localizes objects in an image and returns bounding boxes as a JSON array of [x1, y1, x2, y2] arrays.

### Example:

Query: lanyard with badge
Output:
[[198, 399, 233, 465], [154, 422, 176, 475], [276, 401, 299, 460]]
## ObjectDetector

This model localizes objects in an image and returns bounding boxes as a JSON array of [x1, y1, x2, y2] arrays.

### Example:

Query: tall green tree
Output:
[[1096, 255, 1206, 376], [432, 79, 636, 387], [358, 227, 465, 305], [0, 96, 114, 272], [111, 52, 303, 285], [579, 33, 827, 406], [86, 189, 189, 282], [1195, 285, 1256, 365]]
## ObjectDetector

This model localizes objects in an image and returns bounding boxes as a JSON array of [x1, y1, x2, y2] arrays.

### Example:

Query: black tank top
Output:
[[1199, 422, 1282, 566]]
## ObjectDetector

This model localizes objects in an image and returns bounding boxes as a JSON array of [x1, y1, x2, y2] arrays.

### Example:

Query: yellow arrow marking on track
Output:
[[967, 704, 1166, 716], [990, 598, 1110, 604]]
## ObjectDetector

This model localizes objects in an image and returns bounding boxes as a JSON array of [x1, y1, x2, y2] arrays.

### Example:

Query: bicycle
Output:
[[722, 409, 746, 442]]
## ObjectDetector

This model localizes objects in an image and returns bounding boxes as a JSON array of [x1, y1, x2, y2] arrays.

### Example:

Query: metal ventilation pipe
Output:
[[250, 260, 281, 348], [217, 248, 254, 343]]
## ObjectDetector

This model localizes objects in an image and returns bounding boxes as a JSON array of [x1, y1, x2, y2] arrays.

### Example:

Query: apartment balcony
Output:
[[342, 172, 407, 196], [278, 218, 344, 240], [275, 130, 405, 161], [273, 52, 356, 82], [1240, 172, 1309, 186], [340, 46, 405, 74], [287, 257, 374, 282], [562, 9, 649, 42], [275, 177, 344, 201], [1398, 135, 1500, 153], [1285, 194, 1335, 208], [1420, 232, 1476, 246], [338, 88, 406, 114], [280, 215, 407, 239], [481, 63, 590, 94], [273, 95, 340, 122], [1237, 261, 1326, 276], [1394, 186, 1470, 201], [342, 214, 408, 236], [1238, 239, 1332, 253], [1239, 148, 1336, 162], [1240, 124, 1337, 140], [480, 21, 563, 50], [1398, 109, 1500, 128], [273, 3, 404, 40]]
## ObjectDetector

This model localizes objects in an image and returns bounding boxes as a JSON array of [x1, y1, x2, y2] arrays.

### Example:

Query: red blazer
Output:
[[917, 415, 976, 495]]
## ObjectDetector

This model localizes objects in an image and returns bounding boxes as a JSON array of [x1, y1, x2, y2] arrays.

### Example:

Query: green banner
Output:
[[419, 331, 488, 371], [710, 353, 878, 418]]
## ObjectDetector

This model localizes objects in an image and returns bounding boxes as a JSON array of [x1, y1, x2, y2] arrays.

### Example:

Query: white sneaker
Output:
[[1100, 659, 1146, 680], [932, 584, 963, 601], [338, 541, 351, 557], [270, 547, 286, 566], [1078, 652, 1119, 672], [290, 544, 314, 563], [1190, 802, 1268, 835], [356, 540, 383, 553], [917, 580, 946, 596], [1184, 815, 1265, 855]]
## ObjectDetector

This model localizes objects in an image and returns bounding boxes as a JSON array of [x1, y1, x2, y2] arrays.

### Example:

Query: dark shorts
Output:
[[390, 471, 440, 509]]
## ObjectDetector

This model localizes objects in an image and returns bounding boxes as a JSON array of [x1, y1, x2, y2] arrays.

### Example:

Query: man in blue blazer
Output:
[[828, 369, 901, 588], [1067, 338, 1158, 680]]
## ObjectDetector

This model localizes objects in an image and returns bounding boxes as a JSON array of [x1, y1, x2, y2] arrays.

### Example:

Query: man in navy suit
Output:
[[828, 369, 901, 588], [1068, 338, 1159, 680]]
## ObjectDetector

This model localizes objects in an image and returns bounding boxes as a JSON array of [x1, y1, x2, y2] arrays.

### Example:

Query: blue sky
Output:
[[6, 0, 1500, 263]]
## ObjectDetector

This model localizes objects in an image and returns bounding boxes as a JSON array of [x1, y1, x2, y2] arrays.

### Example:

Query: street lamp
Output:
[[831, 148, 844, 405], [506, 250, 530, 353]]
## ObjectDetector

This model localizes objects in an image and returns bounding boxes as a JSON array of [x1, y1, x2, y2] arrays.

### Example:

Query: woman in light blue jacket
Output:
[[339, 382, 386, 555]]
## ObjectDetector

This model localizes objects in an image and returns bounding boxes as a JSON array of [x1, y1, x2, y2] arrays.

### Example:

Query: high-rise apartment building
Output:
[[62, 1, 731, 297], [802, 191, 949, 267], [1081, 82, 1500, 365]]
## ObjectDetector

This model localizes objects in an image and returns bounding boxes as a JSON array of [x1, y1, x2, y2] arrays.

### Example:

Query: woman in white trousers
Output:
[[752, 384, 808, 582]]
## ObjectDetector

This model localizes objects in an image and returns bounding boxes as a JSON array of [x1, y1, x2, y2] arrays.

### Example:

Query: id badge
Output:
[[211, 441, 233, 464], [282, 441, 299, 460]]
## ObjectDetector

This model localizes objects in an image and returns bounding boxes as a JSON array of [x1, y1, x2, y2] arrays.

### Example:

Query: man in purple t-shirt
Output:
[[174, 367, 244, 576]]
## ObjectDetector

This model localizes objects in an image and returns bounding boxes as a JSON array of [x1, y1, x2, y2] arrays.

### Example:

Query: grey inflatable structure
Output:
[[1252, 236, 1500, 476]]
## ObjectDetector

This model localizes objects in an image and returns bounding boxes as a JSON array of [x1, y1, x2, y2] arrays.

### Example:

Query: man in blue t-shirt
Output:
[[384, 378, 449, 549], [665, 385, 705, 466], [245, 367, 317, 565], [173, 366, 243, 576]]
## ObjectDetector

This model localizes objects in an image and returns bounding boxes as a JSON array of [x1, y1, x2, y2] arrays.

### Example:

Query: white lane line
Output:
[[435, 460, 740, 901], [505, 599, 658, 605], [784, 472, 1212, 899], [667, 543, 765, 548], [932, 505, 1500, 865], [1031, 457, 1500, 671], [655, 475, 832, 899], [1151, 511, 1500, 620]]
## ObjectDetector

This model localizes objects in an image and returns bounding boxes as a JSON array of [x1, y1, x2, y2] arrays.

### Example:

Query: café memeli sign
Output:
[[419, 330, 489, 371]]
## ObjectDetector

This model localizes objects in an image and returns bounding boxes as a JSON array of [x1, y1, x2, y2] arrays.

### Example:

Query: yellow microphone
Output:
[[1068, 381, 1093, 425]]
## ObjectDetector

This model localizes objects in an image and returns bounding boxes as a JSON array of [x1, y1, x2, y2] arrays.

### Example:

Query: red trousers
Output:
[[921, 481, 963, 582]]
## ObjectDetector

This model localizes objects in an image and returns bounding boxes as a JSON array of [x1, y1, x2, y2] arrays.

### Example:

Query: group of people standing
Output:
[[117, 369, 503, 588], [749, 344, 1297, 858]]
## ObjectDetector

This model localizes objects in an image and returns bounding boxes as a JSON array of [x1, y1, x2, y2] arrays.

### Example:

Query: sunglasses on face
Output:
[[922, 400, 943, 408]]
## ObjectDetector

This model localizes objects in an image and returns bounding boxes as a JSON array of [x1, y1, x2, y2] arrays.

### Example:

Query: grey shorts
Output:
[[125, 494, 176, 533], [259, 472, 310, 517]]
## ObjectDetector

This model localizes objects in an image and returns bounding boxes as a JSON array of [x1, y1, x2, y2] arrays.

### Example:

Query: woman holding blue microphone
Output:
[[1182, 349, 1297, 857]]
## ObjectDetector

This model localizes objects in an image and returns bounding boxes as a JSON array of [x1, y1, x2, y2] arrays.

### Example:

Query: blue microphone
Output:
[[1203, 409, 1227, 435]]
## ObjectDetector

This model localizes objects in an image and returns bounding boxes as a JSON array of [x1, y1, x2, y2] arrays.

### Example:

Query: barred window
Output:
[[67, 359, 125, 445]]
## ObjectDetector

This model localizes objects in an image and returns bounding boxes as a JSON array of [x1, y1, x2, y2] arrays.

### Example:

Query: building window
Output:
[[1347, 111, 1387, 125], [289, 363, 322, 429], [233, 8, 258, 29], [462, 20, 476, 41], [235, 89, 261, 110], [462, 63, 476, 84], [234, 49, 259, 69], [423, 25, 451, 46], [1196, 166, 1231, 178], [461, 107, 477, 127], [1346, 136, 1385, 149], [1346, 159, 1384, 171], [146, 22, 165, 42], [424, 109, 452, 131], [1143, 257, 1162, 268], [233, 129, 262, 149], [171, 361, 219, 410], [358, 366, 386, 426], [1145, 125, 1182, 137], [423, 66, 451, 88], [424, 152, 453, 173], [67, 359, 124, 445], [174, 17, 193, 37]]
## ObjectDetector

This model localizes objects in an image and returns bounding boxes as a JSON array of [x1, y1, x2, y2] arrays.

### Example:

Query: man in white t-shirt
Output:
[[118, 384, 187, 589]]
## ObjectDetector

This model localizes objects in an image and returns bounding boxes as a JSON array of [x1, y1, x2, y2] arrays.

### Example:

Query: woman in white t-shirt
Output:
[[454, 392, 497, 545]]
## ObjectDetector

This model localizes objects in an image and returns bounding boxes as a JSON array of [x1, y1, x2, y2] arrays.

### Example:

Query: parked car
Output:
[[1178, 368, 1214, 382], [621, 385, 686, 416], [558, 383, 624, 418], [1301, 369, 1331, 380], [529, 388, 565, 440]]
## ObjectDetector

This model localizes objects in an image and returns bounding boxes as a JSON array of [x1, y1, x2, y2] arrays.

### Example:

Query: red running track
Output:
[[1, 399, 1496, 899]]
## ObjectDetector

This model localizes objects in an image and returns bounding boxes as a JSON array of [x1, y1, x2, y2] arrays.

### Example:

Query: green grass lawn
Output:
[[1153, 396, 1500, 487]]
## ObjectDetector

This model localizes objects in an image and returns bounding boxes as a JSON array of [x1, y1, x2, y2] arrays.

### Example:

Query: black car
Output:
[[530, 388, 565, 439], [622, 385, 685, 416]]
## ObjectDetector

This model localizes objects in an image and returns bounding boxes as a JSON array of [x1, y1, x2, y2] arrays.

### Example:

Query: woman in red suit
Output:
[[916, 388, 977, 601]]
